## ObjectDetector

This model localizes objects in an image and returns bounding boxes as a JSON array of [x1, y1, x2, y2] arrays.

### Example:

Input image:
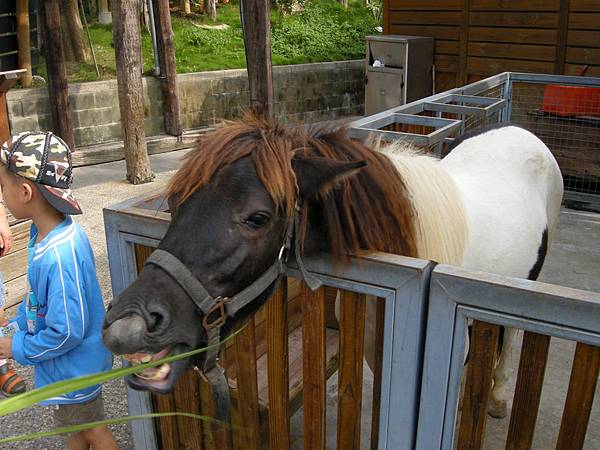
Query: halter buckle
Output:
[[202, 297, 229, 331]]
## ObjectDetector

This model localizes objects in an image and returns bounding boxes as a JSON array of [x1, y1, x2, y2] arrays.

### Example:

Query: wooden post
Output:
[[16, 0, 32, 88], [152, 0, 183, 137], [112, 0, 155, 184], [0, 71, 26, 143], [42, 0, 76, 150], [240, 0, 274, 118], [99, 0, 112, 24]]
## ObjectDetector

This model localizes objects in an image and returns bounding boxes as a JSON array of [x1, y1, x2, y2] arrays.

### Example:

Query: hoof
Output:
[[488, 398, 507, 418]]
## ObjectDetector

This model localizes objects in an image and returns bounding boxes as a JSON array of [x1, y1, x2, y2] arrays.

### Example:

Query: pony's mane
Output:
[[167, 115, 418, 258]]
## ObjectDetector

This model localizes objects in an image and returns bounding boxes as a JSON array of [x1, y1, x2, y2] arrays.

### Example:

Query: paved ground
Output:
[[1, 149, 599, 449]]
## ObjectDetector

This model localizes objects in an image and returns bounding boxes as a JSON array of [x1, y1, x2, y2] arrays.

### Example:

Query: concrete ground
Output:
[[1, 148, 599, 449]]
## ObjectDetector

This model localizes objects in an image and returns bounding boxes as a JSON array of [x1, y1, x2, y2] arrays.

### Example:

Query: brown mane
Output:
[[166, 114, 417, 258]]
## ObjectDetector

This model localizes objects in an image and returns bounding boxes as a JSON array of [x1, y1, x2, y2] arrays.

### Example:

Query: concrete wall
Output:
[[7, 60, 365, 147]]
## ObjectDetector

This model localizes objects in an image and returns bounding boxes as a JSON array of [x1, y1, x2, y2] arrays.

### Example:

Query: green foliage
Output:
[[271, 0, 378, 63], [33, 1, 379, 84]]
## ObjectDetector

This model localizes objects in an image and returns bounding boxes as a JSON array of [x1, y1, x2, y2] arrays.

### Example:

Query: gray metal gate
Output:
[[349, 72, 600, 208]]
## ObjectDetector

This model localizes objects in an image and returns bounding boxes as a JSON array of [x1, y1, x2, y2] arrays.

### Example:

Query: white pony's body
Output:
[[372, 125, 563, 417]]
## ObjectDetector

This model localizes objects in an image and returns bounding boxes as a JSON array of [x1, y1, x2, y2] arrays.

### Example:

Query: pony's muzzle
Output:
[[103, 315, 147, 355]]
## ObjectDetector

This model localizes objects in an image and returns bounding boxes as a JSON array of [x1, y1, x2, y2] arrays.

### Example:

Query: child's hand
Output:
[[0, 336, 13, 358]]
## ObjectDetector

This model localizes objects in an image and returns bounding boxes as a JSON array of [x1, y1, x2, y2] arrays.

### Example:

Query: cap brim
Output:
[[37, 185, 83, 215]]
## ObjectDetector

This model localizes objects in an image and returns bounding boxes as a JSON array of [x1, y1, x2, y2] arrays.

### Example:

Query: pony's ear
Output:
[[292, 156, 367, 199]]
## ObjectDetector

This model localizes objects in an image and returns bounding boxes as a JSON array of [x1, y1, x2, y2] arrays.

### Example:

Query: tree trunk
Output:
[[340, 0, 348, 8], [181, 0, 191, 14], [152, 0, 182, 137], [87, 0, 98, 20], [112, 0, 154, 185], [240, 0, 274, 118], [16, 0, 32, 88], [42, 0, 75, 150], [61, 0, 91, 63], [99, 0, 112, 24], [204, 0, 217, 21]]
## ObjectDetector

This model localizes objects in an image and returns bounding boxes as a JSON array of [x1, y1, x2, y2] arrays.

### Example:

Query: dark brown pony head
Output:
[[103, 114, 416, 392]]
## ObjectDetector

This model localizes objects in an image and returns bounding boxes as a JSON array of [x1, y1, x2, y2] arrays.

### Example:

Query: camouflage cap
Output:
[[1, 131, 82, 215]]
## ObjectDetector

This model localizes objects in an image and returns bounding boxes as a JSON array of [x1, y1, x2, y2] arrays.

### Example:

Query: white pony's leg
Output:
[[489, 327, 517, 418]]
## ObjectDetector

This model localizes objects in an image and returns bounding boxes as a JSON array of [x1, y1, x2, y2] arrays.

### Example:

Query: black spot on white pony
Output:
[[528, 228, 549, 281]]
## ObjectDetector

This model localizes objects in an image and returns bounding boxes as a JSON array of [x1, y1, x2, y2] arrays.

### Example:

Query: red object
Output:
[[540, 85, 600, 117]]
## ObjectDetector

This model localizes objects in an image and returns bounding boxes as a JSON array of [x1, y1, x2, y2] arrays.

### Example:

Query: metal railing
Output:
[[349, 72, 600, 207]]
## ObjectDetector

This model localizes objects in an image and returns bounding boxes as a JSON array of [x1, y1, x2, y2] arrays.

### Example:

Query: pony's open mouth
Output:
[[122, 345, 190, 394]]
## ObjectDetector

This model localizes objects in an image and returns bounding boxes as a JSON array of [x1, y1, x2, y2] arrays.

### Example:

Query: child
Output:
[[0, 132, 118, 450]]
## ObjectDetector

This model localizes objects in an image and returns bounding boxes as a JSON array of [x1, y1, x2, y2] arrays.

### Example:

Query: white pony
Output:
[[358, 124, 564, 417]]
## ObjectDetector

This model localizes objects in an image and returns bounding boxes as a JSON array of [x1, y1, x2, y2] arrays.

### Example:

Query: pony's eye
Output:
[[244, 212, 271, 229]]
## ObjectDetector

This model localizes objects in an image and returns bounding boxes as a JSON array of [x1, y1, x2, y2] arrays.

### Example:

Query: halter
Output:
[[143, 202, 321, 436]]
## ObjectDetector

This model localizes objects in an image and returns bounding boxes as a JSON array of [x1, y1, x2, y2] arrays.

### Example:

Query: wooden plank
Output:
[[389, 11, 461, 25], [435, 71, 460, 92], [199, 371, 231, 450], [469, 11, 558, 28], [0, 247, 27, 282], [233, 317, 261, 450], [570, 0, 600, 12], [567, 30, 600, 48], [370, 298, 385, 450], [565, 63, 600, 77], [336, 291, 366, 450], [266, 282, 290, 450], [568, 12, 600, 30], [436, 40, 460, 55], [467, 57, 555, 76], [301, 284, 326, 450], [555, 343, 600, 450], [566, 47, 600, 65], [470, 0, 560, 11], [387, 24, 460, 40], [0, 92, 9, 143], [153, 393, 181, 450], [468, 42, 556, 61], [3, 274, 29, 311], [555, 0, 570, 74], [505, 332, 551, 450], [459, 0, 470, 85], [174, 370, 203, 450], [134, 244, 155, 274], [456, 321, 500, 450], [388, 0, 461, 9], [469, 27, 558, 45], [435, 54, 460, 72]]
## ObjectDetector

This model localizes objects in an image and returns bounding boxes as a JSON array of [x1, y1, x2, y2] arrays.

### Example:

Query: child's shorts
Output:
[[53, 394, 106, 428]]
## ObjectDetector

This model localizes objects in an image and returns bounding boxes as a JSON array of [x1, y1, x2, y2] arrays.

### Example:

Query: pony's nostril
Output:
[[147, 311, 165, 333]]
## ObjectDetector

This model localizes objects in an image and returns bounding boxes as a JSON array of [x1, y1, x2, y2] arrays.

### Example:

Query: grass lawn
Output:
[[36, 0, 379, 83]]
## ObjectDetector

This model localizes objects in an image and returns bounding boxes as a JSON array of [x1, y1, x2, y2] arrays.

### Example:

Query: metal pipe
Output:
[[146, 0, 160, 77]]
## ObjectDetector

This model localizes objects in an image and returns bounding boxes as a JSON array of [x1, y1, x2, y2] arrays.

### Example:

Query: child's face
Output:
[[0, 166, 31, 220]]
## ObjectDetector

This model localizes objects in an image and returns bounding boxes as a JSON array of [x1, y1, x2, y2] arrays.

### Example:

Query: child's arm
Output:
[[11, 261, 90, 365]]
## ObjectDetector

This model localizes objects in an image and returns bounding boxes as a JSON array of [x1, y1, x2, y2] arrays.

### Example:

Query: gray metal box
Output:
[[365, 35, 433, 116]]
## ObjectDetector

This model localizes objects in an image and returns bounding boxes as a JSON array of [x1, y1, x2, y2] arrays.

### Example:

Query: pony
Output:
[[103, 115, 563, 419]]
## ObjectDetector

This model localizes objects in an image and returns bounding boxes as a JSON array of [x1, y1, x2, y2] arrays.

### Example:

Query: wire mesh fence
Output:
[[510, 81, 600, 203], [350, 72, 600, 209]]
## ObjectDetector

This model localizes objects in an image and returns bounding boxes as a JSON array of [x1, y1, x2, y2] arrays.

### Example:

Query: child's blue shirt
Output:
[[11, 216, 112, 405]]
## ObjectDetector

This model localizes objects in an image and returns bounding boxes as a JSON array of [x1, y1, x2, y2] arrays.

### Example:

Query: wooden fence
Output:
[[0, 1, 39, 72], [105, 193, 600, 450], [383, 0, 600, 92]]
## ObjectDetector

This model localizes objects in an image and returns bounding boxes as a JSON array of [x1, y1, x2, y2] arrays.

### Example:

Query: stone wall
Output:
[[7, 60, 365, 148]]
